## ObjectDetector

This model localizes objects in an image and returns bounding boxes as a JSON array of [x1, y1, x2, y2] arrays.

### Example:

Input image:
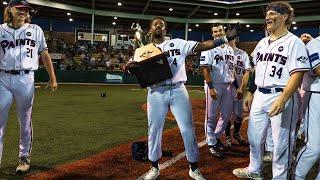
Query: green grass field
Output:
[[1, 84, 204, 178]]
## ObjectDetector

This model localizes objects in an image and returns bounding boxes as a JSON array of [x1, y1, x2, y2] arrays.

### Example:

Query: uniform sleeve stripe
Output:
[[200, 63, 210, 66], [289, 68, 310, 74], [312, 61, 320, 70], [192, 42, 199, 54], [309, 53, 320, 63]]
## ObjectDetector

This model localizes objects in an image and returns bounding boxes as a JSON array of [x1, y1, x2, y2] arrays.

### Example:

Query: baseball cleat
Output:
[[263, 151, 273, 163], [189, 168, 206, 180], [209, 146, 225, 159], [233, 134, 249, 146], [143, 167, 159, 180], [16, 156, 31, 174], [226, 136, 232, 148], [216, 139, 225, 151], [232, 167, 263, 179]]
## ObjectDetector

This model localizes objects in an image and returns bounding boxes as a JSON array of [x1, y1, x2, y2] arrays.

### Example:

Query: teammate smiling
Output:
[[233, 1, 310, 179], [134, 17, 239, 180], [0, 0, 57, 174]]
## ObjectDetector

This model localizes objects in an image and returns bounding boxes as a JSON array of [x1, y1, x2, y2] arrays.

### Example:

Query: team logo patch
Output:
[[26, 32, 32, 36], [297, 56, 308, 63], [278, 46, 284, 52], [169, 43, 174, 47]]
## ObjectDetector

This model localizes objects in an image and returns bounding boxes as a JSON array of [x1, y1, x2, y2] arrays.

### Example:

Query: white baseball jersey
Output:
[[157, 38, 198, 84], [0, 23, 47, 71], [303, 36, 320, 92], [251, 32, 310, 87], [234, 48, 251, 84], [200, 45, 235, 84]]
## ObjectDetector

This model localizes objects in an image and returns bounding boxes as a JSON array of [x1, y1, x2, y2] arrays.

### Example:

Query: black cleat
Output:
[[233, 134, 249, 147], [216, 139, 225, 151], [209, 145, 225, 159]]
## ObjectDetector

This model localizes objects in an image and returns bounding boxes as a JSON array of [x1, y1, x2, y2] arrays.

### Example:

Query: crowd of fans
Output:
[[45, 38, 201, 75]]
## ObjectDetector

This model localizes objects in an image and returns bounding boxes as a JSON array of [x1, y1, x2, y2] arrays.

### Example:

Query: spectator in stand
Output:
[[128, 45, 134, 56], [105, 60, 113, 72], [118, 51, 124, 63], [80, 45, 85, 53], [103, 46, 107, 54], [90, 56, 96, 69]]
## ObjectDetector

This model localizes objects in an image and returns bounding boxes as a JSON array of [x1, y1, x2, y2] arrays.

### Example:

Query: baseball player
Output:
[[200, 23, 236, 158], [224, 38, 251, 148], [0, 0, 57, 174], [264, 33, 315, 164], [233, 1, 310, 179], [129, 17, 239, 180], [294, 36, 320, 179], [296, 33, 314, 140]]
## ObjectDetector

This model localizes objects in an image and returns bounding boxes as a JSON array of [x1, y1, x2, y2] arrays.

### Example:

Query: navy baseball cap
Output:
[[8, 0, 34, 11]]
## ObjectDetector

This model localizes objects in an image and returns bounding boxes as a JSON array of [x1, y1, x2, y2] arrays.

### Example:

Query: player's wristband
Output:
[[246, 72, 257, 94], [207, 82, 214, 89], [213, 38, 225, 48]]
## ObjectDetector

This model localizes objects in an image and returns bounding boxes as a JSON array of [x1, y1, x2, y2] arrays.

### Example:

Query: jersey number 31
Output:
[[270, 66, 283, 79]]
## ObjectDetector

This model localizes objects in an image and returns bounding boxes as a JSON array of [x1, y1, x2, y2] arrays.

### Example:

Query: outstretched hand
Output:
[[226, 23, 240, 42]]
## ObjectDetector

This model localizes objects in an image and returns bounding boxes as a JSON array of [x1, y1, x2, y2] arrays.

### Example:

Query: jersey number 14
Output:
[[270, 66, 283, 79]]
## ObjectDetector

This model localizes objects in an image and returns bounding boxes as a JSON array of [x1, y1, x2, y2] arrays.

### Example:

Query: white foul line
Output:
[[137, 116, 249, 179], [137, 140, 207, 180]]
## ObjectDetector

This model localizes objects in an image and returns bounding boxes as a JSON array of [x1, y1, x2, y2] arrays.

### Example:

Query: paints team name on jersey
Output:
[[251, 32, 310, 87], [156, 38, 198, 85], [200, 44, 235, 83], [234, 48, 251, 84], [1, 38, 36, 54], [0, 23, 47, 71]]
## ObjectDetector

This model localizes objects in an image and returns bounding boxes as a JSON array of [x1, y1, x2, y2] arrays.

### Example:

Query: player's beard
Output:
[[150, 31, 164, 43], [154, 34, 161, 39]]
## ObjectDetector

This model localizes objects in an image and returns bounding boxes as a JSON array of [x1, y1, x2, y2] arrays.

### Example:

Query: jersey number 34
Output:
[[269, 66, 283, 79]]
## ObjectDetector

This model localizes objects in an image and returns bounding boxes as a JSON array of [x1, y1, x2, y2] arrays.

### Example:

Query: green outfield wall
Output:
[[35, 69, 204, 86]]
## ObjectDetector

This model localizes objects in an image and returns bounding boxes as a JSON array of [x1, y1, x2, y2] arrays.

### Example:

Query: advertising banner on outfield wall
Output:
[[106, 73, 123, 83]]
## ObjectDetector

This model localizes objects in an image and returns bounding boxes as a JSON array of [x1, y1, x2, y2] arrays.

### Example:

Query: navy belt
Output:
[[0, 69, 31, 75], [258, 87, 283, 94], [152, 81, 184, 88], [160, 81, 184, 87]]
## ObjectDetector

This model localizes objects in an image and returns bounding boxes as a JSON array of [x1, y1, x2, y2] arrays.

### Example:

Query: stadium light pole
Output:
[[185, 22, 188, 40], [49, 18, 53, 31], [91, 14, 95, 45], [91, 0, 95, 45]]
